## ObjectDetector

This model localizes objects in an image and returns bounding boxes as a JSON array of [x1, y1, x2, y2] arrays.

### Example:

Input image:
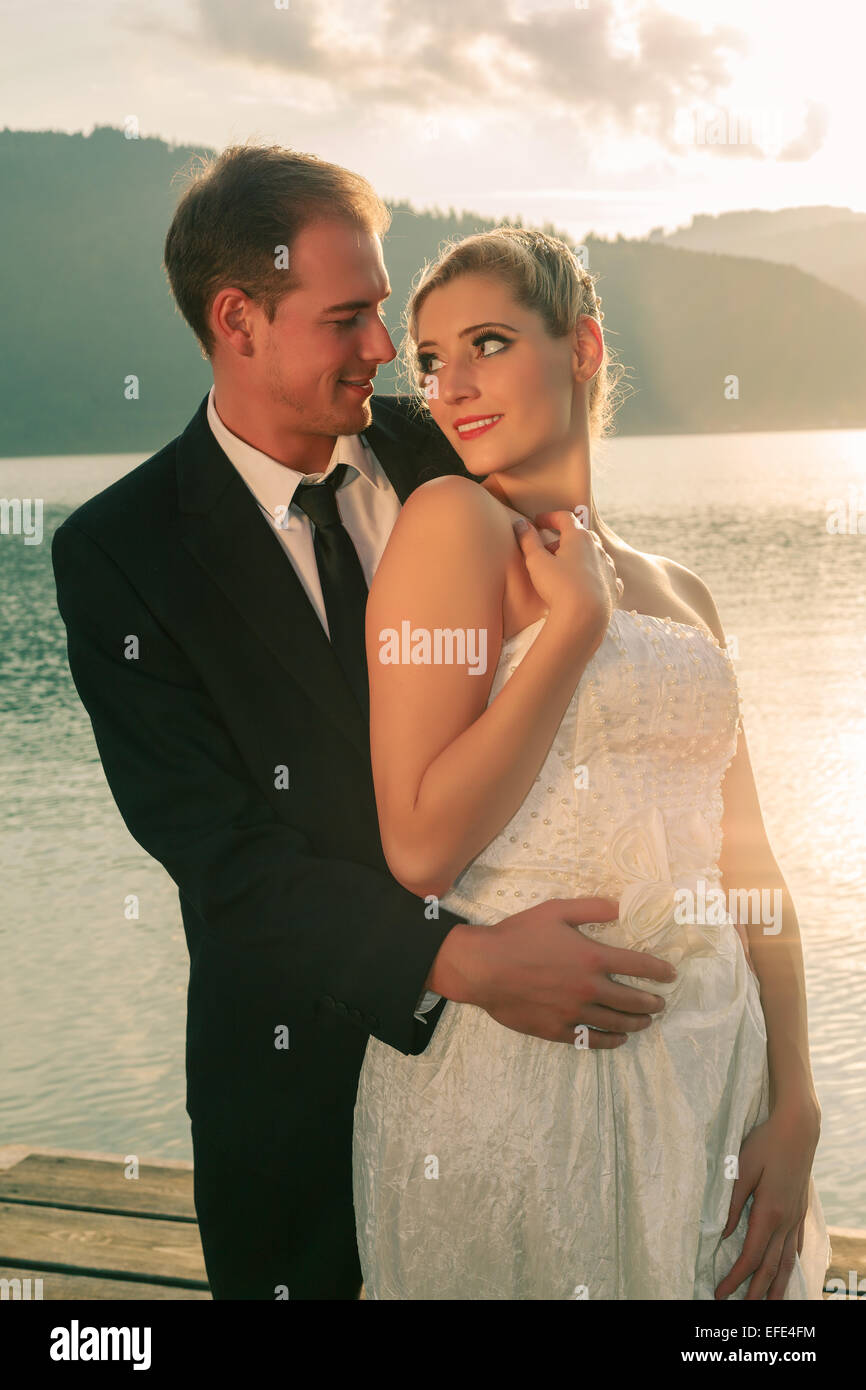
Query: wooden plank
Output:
[[825, 1227, 866, 1296], [0, 1148, 861, 1301], [0, 1153, 195, 1221], [0, 1202, 208, 1288], [0, 1266, 210, 1300], [826, 1227, 866, 1274], [0, 1144, 193, 1173]]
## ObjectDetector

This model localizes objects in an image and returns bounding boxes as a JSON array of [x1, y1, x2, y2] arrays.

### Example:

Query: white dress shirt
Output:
[[206, 387, 442, 1022]]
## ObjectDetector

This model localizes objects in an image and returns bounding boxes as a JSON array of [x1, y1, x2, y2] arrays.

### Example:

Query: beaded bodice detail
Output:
[[439, 606, 742, 938]]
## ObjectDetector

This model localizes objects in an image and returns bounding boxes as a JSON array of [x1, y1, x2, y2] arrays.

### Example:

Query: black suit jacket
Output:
[[52, 392, 476, 1295]]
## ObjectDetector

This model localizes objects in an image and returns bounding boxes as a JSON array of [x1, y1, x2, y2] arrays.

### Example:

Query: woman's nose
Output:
[[440, 366, 480, 405]]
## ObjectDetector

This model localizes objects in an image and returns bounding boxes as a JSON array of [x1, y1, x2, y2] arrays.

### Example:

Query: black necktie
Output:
[[292, 462, 370, 718]]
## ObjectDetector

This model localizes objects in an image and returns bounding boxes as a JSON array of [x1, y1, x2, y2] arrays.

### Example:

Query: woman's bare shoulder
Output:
[[368, 474, 515, 624], [656, 553, 726, 645], [384, 474, 516, 559], [401, 473, 513, 524]]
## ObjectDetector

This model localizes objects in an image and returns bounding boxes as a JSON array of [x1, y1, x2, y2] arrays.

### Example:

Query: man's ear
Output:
[[210, 287, 257, 358]]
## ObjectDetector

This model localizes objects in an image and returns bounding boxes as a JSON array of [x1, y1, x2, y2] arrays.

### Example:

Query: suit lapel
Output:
[[361, 398, 471, 502], [176, 395, 470, 764]]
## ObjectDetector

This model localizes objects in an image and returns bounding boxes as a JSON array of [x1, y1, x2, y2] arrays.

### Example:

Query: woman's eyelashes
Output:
[[417, 350, 444, 375], [417, 331, 513, 378], [473, 330, 512, 357]]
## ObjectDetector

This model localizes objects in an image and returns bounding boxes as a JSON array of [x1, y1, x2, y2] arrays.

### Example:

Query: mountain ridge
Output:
[[2, 127, 864, 454]]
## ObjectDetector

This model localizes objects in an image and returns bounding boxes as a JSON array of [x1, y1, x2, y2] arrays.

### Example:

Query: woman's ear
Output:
[[572, 314, 604, 383]]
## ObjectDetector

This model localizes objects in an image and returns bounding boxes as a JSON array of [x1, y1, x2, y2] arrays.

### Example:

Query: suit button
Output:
[[319, 995, 335, 1011], [369, 1016, 380, 1030], [349, 1008, 363, 1023], [334, 1000, 348, 1016]]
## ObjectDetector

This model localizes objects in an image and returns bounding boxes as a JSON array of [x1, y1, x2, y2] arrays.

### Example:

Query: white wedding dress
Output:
[[353, 607, 831, 1299]]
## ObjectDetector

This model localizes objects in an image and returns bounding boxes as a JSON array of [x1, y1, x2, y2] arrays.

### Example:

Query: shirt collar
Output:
[[206, 385, 380, 524]]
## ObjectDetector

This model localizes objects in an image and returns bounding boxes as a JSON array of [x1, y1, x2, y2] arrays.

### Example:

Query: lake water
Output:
[[1, 428, 864, 1226]]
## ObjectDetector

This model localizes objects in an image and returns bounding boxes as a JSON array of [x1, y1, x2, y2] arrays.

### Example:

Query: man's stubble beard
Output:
[[267, 358, 371, 439]]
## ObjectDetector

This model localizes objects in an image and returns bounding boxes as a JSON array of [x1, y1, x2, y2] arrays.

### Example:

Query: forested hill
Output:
[[3, 126, 866, 455], [657, 207, 866, 306]]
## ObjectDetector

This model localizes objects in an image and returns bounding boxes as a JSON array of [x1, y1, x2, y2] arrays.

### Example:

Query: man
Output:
[[52, 144, 674, 1299]]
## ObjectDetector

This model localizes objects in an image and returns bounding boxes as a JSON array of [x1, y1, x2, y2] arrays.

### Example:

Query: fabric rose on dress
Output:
[[609, 805, 670, 886]]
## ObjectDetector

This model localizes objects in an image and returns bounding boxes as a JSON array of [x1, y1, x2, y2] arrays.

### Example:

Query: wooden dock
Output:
[[0, 1144, 863, 1299], [0, 1145, 209, 1299]]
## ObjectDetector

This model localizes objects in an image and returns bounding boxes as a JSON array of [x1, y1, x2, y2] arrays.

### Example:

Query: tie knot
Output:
[[292, 462, 350, 529]]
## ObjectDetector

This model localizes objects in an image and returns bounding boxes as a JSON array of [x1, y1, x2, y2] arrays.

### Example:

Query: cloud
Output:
[[184, 0, 745, 149], [779, 102, 830, 161]]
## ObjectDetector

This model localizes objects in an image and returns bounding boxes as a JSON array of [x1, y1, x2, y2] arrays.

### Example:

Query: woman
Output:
[[352, 227, 830, 1299]]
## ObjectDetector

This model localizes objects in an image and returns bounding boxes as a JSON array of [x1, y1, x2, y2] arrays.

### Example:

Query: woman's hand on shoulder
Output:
[[513, 510, 622, 652]]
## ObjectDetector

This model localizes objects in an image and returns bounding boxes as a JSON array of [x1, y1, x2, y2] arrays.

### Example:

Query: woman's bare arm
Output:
[[720, 727, 820, 1116], [681, 567, 820, 1120], [366, 476, 606, 898]]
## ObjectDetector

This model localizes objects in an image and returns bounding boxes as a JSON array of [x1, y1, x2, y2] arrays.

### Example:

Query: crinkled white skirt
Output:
[[352, 925, 830, 1299]]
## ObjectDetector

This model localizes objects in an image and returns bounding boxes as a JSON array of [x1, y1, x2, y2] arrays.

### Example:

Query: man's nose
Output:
[[362, 316, 397, 366]]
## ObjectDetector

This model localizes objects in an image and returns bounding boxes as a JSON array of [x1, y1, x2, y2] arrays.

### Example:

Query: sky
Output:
[[2, 0, 864, 239]]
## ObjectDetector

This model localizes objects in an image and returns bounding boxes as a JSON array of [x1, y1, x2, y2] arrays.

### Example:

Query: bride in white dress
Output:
[[352, 227, 830, 1299]]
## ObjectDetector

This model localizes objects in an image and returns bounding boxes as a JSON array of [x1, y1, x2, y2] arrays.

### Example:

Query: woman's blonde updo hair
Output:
[[400, 226, 624, 440]]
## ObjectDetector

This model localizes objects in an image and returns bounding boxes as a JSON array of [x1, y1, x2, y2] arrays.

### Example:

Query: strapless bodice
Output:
[[439, 607, 743, 977]]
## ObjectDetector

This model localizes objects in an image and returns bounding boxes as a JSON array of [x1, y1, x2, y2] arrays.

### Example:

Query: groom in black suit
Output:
[[52, 145, 661, 1299]]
